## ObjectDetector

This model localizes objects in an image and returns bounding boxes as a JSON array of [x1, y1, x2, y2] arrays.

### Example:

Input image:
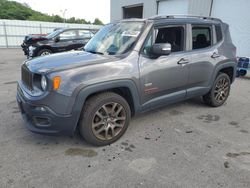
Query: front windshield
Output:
[[84, 21, 145, 55], [46, 30, 62, 39]]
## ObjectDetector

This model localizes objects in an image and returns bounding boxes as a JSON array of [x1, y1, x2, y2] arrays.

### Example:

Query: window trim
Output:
[[140, 24, 187, 58], [214, 24, 224, 43], [190, 24, 214, 51]]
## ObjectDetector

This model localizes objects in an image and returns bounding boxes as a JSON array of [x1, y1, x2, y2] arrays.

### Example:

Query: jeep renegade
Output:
[[17, 15, 237, 146]]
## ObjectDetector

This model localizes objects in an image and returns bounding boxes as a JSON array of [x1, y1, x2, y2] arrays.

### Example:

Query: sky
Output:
[[13, 0, 110, 23]]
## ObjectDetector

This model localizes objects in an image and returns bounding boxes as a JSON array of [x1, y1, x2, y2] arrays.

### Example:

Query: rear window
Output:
[[215, 25, 223, 42], [192, 26, 212, 50]]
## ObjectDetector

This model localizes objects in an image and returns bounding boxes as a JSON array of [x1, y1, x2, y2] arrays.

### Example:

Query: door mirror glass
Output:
[[152, 43, 171, 56]]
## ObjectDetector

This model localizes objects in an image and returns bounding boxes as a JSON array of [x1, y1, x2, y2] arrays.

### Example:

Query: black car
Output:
[[21, 28, 96, 58]]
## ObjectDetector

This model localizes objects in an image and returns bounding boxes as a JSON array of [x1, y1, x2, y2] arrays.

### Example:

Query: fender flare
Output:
[[71, 79, 141, 132], [210, 60, 236, 86]]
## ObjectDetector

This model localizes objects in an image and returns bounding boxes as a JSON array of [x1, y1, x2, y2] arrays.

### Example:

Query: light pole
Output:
[[60, 9, 67, 23]]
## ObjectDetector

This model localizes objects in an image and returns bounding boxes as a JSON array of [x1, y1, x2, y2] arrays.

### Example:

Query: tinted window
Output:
[[192, 26, 211, 50], [142, 26, 184, 56], [155, 27, 184, 52], [59, 30, 77, 40], [215, 25, 223, 42]]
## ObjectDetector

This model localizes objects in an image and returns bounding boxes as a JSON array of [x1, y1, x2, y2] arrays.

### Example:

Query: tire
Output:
[[79, 92, 131, 146], [239, 70, 247, 76], [203, 73, 231, 107], [37, 49, 52, 56], [236, 70, 240, 77]]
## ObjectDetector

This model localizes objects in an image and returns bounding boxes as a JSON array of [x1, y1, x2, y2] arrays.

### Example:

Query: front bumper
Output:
[[21, 43, 36, 58], [21, 43, 29, 56], [16, 84, 78, 136]]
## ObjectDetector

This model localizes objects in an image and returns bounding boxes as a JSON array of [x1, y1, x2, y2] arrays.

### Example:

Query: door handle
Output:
[[211, 52, 220, 58], [177, 58, 189, 65]]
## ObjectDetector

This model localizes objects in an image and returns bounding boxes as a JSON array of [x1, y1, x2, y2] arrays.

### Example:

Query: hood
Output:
[[24, 35, 48, 44], [25, 51, 115, 73]]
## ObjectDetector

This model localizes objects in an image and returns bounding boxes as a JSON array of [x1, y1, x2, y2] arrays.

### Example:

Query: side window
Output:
[[142, 26, 184, 56], [59, 30, 77, 40], [192, 26, 212, 50], [215, 25, 223, 42], [78, 30, 92, 39], [155, 27, 184, 52]]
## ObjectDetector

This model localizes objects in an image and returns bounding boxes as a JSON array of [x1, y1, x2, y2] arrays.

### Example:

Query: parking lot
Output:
[[0, 49, 250, 188]]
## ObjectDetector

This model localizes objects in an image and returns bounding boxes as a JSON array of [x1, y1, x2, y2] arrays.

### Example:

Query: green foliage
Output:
[[0, 0, 104, 25], [93, 18, 104, 25]]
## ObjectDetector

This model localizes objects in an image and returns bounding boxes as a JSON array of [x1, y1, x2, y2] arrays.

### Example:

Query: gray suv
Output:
[[17, 15, 237, 146]]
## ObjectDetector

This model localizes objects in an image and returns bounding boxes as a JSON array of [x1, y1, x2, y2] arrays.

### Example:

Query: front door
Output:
[[54, 30, 78, 52], [139, 25, 188, 108], [139, 25, 189, 109]]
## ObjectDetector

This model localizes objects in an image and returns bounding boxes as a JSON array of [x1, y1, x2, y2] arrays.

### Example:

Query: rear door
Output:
[[186, 24, 220, 97]]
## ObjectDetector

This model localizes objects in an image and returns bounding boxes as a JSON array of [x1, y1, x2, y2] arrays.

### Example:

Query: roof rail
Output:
[[149, 14, 222, 22]]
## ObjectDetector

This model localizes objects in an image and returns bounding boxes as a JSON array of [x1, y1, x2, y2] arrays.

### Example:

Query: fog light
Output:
[[35, 107, 46, 112]]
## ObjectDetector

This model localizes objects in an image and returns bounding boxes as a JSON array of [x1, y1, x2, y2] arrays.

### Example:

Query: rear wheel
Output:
[[79, 92, 131, 146], [37, 49, 52, 56], [203, 73, 231, 107]]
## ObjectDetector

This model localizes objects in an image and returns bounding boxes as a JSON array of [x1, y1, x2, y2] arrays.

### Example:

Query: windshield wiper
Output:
[[86, 50, 104, 55]]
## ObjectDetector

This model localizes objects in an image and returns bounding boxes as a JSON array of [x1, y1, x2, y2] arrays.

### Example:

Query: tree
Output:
[[93, 18, 104, 25], [52, 15, 64, 23], [0, 0, 104, 24]]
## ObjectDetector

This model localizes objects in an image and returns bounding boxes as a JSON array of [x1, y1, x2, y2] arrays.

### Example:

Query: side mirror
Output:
[[54, 36, 60, 42], [152, 43, 171, 56]]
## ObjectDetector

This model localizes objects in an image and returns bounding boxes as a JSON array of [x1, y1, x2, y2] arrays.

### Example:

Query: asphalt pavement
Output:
[[0, 49, 250, 188]]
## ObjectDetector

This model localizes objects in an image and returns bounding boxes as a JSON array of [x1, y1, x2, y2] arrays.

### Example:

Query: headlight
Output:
[[28, 46, 36, 51], [41, 75, 47, 91]]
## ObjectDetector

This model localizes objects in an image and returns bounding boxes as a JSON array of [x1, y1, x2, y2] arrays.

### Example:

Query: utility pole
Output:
[[60, 9, 68, 23]]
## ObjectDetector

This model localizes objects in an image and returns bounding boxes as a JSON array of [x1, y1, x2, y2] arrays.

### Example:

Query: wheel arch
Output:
[[211, 60, 237, 86], [35, 45, 54, 56], [71, 80, 141, 133]]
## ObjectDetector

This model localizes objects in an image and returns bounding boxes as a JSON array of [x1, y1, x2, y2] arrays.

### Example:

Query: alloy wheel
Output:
[[41, 51, 50, 56], [92, 102, 126, 141], [214, 77, 230, 103]]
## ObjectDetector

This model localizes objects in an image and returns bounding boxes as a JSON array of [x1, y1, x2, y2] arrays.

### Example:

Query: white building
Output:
[[110, 0, 250, 57]]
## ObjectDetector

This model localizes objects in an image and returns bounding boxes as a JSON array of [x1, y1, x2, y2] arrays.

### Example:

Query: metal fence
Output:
[[0, 19, 102, 48]]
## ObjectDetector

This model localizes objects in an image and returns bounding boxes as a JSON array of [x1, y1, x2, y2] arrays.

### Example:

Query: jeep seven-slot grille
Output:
[[21, 65, 33, 90]]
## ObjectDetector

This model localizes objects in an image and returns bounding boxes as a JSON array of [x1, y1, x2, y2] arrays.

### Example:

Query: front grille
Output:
[[21, 64, 33, 90]]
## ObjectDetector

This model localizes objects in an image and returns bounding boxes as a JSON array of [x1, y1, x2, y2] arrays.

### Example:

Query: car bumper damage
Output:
[[16, 83, 77, 136]]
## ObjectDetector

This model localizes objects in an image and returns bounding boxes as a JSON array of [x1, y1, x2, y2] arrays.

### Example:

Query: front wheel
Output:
[[239, 70, 247, 76], [203, 73, 231, 107], [37, 49, 52, 56], [79, 92, 131, 146]]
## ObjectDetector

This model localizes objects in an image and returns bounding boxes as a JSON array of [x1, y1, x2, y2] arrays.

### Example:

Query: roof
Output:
[[59, 27, 99, 31], [118, 15, 223, 25]]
